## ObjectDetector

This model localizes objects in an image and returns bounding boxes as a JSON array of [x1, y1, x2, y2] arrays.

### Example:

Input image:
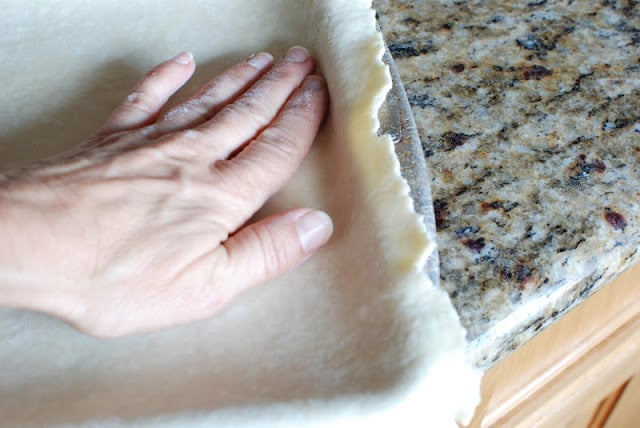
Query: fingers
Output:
[[155, 52, 274, 134], [97, 52, 196, 135], [193, 46, 316, 159], [213, 75, 329, 228], [220, 208, 333, 294]]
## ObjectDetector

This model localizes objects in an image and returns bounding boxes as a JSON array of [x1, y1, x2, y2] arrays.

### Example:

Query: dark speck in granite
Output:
[[522, 65, 552, 80], [407, 92, 436, 109], [387, 40, 435, 57], [462, 237, 486, 253], [443, 131, 472, 150], [451, 63, 466, 73], [605, 209, 628, 231], [375, 0, 640, 368]]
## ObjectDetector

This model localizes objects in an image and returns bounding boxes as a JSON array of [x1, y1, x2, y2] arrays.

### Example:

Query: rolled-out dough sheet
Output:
[[0, 0, 481, 426]]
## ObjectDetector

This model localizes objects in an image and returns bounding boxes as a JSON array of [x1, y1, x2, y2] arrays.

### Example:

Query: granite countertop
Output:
[[374, 0, 640, 369]]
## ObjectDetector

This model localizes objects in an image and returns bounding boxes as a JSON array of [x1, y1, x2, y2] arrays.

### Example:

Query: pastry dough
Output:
[[0, 0, 481, 426]]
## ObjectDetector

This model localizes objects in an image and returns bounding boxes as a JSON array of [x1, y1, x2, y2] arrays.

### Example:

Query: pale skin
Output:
[[0, 46, 332, 338]]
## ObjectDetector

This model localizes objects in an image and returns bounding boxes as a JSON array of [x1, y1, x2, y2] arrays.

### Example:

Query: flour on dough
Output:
[[0, 1, 481, 426]]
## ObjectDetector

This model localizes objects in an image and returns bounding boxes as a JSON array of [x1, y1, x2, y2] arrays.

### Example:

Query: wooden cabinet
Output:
[[467, 262, 640, 427]]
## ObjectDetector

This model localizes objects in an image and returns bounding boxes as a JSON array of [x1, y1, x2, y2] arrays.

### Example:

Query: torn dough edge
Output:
[[315, 0, 484, 425]]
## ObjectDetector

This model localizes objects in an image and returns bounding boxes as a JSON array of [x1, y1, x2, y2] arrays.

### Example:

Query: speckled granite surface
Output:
[[374, 0, 640, 369]]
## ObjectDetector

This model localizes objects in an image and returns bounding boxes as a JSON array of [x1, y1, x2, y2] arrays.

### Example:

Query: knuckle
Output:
[[197, 92, 222, 109], [220, 96, 271, 128], [161, 99, 211, 128], [113, 147, 163, 172], [233, 62, 263, 80], [178, 100, 211, 123], [177, 128, 204, 141], [146, 66, 163, 79], [266, 63, 298, 82], [247, 226, 288, 278], [158, 131, 204, 160], [190, 94, 226, 121], [162, 102, 192, 121], [287, 90, 323, 113], [123, 90, 158, 115], [258, 128, 300, 161], [235, 94, 271, 117], [200, 65, 253, 97]]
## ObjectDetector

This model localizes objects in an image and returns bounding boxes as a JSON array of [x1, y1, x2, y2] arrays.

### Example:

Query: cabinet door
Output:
[[468, 262, 640, 428]]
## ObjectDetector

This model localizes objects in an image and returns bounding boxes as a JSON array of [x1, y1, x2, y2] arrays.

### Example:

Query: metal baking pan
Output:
[[379, 48, 440, 287]]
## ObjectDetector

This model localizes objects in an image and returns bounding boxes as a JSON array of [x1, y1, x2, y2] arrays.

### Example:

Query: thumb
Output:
[[221, 208, 333, 292]]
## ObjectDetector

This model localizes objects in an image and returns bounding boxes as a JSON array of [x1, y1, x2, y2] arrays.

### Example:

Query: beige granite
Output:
[[375, 0, 640, 368]]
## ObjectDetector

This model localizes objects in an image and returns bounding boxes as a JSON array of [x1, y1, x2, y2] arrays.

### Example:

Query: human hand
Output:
[[0, 46, 332, 337]]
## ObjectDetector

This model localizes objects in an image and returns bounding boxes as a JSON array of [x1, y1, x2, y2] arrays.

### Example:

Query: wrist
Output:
[[0, 184, 56, 313], [0, 186, 32, 306], [0, 178, 87, 325]]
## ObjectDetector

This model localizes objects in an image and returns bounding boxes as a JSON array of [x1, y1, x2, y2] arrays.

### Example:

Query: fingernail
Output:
[[295, 210, 333, 253], [247, 52, 273, 70], [173, 51, 194, 65], [303, 76, 325, 90], [284, 46, 310, 63]]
